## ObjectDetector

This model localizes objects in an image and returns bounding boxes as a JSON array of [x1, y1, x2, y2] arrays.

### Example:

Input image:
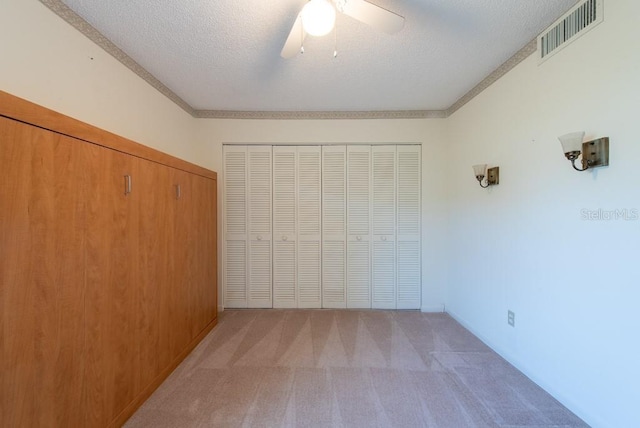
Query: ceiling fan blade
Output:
[[339, 0, 405, 34], [281, 14, 306, 59]]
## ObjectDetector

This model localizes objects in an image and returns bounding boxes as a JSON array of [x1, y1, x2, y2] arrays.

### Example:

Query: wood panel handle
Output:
[[176, 184, 181, 199], [124, 175, 132, 195]]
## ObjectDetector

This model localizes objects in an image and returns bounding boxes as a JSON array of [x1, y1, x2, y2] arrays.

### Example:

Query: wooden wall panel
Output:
[[1, 117, 87, 427], [170, 169, 193, 361], [0, 91, 216, 181], [1, 91, 218, 428], [85, 146, 140, 427], [191, 174, 217, 336], [137, 160, 173, 391], [210, 179, 218, 320]]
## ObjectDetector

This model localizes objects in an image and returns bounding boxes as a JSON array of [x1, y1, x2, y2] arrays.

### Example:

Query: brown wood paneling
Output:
[[191, 175, 219, 336], [208, 178, 219, 325], [85, 146, 140, 427], [1, 90, 218, 428], [171, 169, 193, 359], [110, 318, 217, 428], [190, 174, 205, 338], [1, 117, 86, 427], [136, 160, 172, 391], [0, 90, 216, 181], [157, 172, 177, 372]]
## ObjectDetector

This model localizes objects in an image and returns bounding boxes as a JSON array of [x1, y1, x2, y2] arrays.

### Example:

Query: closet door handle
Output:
[[124, 175, 132, 195], [356, 235, 362, 241], [282, 235, 288, 241], [176, 184, 181, 200], [257, 235, 263, 241], [381, 236, 387, 241]]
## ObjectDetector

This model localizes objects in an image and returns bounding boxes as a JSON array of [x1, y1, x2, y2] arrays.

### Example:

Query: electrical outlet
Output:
[[508, 310, 515, 327]]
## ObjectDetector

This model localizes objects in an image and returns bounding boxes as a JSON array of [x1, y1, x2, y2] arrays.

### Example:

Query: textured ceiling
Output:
[[50, 0, 577, 115]]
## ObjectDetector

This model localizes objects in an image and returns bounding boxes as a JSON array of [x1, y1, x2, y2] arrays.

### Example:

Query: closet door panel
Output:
[[223, 146, 248, 307], [273, 240, 296, 306], [396, 146, 422, 309], [372, 146, 396, 309], [247, 146, 273, 308], [346, 238, 371, 308], [396, 241, 421, 308], [322, 241, 346, 307], [1, 118, 87, 427], [346, 146, 371, 308], [225, 240, 247, 307], [85, 146, 140, 427], [372, 239, 396, 308], [297, 147, 322, 308], [223, 143, 420, 312], [273, 147, 297, 308], [298, 241, 321, 307], [321, 146, 346, 308]]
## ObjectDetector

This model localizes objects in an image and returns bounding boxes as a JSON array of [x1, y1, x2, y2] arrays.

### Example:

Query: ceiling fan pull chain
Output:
[[300, 18, 305, 54], [334, 14, 338, 58]]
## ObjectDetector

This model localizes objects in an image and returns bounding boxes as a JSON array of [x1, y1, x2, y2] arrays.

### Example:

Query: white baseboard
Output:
[[445, 308, 601, 428], [421, 304, 445, 313]]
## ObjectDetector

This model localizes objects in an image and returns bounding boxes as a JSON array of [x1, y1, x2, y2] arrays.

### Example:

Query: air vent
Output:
[[538, 0, 603, 63]]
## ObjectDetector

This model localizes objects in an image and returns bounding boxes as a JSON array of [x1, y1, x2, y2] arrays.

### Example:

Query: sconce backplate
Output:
[[487, 167, 499, 185], [582, 137, 609, 168]]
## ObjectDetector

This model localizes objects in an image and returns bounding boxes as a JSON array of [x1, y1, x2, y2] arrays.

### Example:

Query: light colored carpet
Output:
[[125, 310, 587, 427]]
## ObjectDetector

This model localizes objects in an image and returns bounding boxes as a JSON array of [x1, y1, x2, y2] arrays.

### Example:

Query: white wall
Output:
[[193, 118, 450, 312], [0, 0, 198, 164], [445, 0, 640, 426]]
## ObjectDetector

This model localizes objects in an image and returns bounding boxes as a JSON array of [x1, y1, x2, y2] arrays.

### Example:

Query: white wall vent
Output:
[[538, 0, 603, 63]]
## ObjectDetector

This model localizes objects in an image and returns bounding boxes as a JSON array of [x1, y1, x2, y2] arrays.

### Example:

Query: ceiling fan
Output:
[[281, 0, 405, 58]]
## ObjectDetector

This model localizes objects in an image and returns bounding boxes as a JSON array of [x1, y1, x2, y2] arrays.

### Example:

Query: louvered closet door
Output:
[[396, 145, 421, 309], [225, 144, 420, 311], [272, 146, 297, 308], [223, 146, 248, 308], [321, 146, 347, 308], [346, 145, 371, 308], [297, 146, 322, 308], [372, 146, 397, 309], [247, 146, 273, 308]]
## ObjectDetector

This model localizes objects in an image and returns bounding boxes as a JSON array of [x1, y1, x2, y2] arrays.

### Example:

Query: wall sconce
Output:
[[472, 164, 499, 188], [558, 132, 609, 171]]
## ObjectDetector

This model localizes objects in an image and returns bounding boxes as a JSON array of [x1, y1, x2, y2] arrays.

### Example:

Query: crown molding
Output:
[[445, 39, 537, 117], [194, 109, 447, 120], [40, 0, 536, 121], [39, 0, 195, 116]]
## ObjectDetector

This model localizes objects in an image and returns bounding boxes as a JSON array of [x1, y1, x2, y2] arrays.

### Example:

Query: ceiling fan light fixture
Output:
[[301, 0, 336, 37]]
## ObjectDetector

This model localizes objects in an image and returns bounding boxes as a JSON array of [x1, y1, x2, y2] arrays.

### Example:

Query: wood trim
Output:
[[109, 317, 218, 428], [0, 90, 216, 181]]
